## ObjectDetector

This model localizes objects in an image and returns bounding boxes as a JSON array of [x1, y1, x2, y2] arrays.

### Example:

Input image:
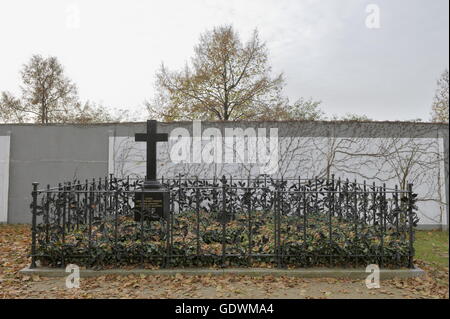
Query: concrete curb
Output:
[[20, 266, 425, 280]]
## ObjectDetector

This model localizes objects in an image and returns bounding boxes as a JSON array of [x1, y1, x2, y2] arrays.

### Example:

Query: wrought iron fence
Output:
[[30, 175, 419, 269]]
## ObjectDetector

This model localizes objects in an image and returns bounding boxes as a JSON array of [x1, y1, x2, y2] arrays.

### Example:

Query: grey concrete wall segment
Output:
[[1, 121, 448, 224], [0, 124, 111, 223]]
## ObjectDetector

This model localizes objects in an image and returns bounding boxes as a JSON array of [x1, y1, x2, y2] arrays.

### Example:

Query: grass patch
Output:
[[415, 230, 449, 269]]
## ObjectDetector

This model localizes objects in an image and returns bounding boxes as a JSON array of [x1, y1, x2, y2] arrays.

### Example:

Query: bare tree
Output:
[[20, 55, 77, 123], [62, 101, 114, 124], [310, 136, 386, 181], [148, 25, 285, 121], [431, 69, 449, 123], [0, 55, 127, 124], [257, 98, 324, 121], [0, 92, 27, 123], [329, 113, 372, 121]]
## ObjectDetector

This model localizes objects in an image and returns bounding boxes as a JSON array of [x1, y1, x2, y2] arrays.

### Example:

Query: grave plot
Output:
[[29, 175, 419, 269], [27, 120, 419, 270]]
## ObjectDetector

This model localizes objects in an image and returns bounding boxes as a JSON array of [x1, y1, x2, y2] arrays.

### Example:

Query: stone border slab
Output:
[[20, 266, 425, 280]]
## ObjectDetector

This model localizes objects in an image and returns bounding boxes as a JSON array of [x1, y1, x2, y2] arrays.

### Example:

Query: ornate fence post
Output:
[[302, 184, 307, 266], [67, 181, 72, 230], [263, 175, 267, 211], [178, 173, 182, 214], [363, 180, 367, 222], [114, 185, 119, 263], [379, 186, 384, 268], [274, 187, 281, 268], [221, 175, 227, 268], [408, 183, 415, 269], [30, 182, 39, 269], [195, 176, 201, 264], [166, 191, 174, 268], [353, 180, 358, 242], [328, 175, 333, 266], [75, 183, 81, 230], [247, 184, 252, 267], [140, 186, 145, 267], [84, 179, 88, 224], [45, 184, 50, 244], [314, 176, 319, 212], [88, 184, 94, 265]]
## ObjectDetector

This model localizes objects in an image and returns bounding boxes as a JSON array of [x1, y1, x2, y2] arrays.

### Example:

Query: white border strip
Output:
[[0, 133, 11, 223], [108, 130, 114, 176]]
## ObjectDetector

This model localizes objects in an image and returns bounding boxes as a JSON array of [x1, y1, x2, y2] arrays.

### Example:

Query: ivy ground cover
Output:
[[36, 210, 412, 268]]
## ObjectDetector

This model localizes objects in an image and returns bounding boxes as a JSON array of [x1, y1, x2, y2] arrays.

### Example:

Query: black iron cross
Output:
[[135, 120, 168, 181]]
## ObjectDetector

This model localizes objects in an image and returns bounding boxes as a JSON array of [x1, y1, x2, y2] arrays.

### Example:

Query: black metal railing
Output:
[[30, 175, 419, 269]]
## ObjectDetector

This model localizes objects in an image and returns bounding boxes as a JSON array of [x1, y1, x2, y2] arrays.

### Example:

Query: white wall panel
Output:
[[0, 135, 11, 223]]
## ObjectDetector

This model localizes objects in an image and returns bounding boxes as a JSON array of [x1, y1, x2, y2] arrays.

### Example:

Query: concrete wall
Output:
[[0, 121, 448, 225]]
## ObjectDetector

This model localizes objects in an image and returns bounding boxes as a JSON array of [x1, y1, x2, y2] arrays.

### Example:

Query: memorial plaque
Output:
[[133, 189, 169, 221]]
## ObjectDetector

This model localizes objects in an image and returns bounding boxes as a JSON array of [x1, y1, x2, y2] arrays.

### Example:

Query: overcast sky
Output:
[[0, 0, 448, 121]]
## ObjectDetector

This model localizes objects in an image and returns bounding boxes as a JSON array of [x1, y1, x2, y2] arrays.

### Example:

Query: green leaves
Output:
[[36, 211, 411, 268]]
